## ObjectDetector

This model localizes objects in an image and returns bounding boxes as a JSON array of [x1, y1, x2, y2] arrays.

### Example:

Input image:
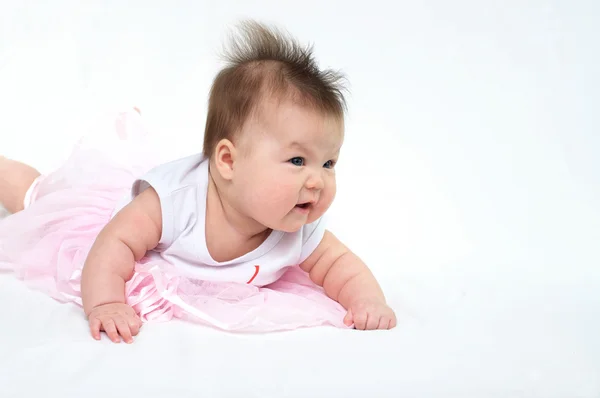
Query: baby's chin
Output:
[[272, 224, 303, 234], [278, 219, 322, 233], [266, 220, 306, 234]]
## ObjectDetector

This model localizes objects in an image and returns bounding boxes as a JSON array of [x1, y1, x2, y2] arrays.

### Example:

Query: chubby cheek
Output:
[[311, 182, 336, 222], [247, 171, 298, 213]]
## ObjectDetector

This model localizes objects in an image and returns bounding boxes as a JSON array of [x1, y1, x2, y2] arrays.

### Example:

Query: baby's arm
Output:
[[300, 231, 396, 330], [81, 187, 162, 342]]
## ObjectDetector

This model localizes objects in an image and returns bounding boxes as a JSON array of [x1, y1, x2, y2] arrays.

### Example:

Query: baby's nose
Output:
[[305, 173, 324, 190]]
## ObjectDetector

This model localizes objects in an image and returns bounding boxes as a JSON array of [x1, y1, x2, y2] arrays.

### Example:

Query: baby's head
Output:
[[203, 21, 347, 233]]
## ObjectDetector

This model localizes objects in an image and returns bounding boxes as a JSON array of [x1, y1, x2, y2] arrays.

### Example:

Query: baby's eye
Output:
[[289, 157, 305, 166], [323, 160, 336, 169]]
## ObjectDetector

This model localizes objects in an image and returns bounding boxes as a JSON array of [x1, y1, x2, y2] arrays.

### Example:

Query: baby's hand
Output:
[[88, 303, 143, 344], [343, 298, 397, 330]]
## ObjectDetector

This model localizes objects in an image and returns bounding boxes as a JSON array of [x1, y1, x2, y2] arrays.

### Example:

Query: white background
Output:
[[0, 1, 599, 397]]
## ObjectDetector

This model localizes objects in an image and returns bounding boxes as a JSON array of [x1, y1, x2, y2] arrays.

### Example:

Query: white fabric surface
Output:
[[1, 1, 599, 397]]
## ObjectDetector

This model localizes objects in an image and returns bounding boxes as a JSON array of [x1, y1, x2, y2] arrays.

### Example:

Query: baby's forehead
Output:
[[268, 119, 342, 155], [257, 97, 343, 133], [234, 95, 343, 156]]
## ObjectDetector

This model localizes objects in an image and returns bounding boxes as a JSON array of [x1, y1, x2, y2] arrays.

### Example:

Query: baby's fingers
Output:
[[102, 319, 121, 343], [353, 311, 368, 330], [377, 317, 391, 330], [366, 313, 380, 330], [127, 317, 142, 337], [114, 318, 134, 344], [343, 309, 353, 326], [89, 318, 102, 340], [389, 315, 397, 329]]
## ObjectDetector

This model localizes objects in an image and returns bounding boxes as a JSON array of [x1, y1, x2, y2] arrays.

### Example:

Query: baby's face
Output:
[[232, 99, 343, 233]]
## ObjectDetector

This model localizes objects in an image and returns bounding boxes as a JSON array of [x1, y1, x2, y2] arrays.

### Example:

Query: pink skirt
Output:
[[0, 110, 348, 332]]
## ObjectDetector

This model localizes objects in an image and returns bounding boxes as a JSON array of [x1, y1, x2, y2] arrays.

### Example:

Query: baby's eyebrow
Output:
[[288, 141, 341, 158], [288, 141, 312, 154], [289, 141, 306, 149]]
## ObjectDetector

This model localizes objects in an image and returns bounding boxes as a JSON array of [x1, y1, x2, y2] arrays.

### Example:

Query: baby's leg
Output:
[[0, 156, 41, 214]]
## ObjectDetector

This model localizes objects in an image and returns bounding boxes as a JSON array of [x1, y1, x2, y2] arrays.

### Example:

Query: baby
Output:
[[0, 21, 395, 343]]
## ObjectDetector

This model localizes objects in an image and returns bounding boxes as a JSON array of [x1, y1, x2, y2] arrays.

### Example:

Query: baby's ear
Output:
[[213, 138, 237, 180]]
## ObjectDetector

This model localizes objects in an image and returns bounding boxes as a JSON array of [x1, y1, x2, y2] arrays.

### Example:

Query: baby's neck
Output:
[[205, 170, 270, 262]]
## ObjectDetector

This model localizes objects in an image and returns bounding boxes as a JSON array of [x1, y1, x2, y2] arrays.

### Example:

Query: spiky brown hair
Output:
[[202, 20, 348, 158]]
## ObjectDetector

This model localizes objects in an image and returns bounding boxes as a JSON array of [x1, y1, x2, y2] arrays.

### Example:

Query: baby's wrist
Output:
[[349, 293, 386, 307], [85, 300, 125, 316]]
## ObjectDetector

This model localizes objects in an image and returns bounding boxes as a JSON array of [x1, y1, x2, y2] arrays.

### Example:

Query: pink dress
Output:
[[0, 110, 348, 332]]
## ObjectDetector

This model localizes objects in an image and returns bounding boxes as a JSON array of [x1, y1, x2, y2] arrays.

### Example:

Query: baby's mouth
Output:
[[295, 203, 311, 210]]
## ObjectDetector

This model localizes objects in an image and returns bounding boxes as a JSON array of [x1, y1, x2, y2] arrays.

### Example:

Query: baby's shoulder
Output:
[[150, 153, 206, 178], [140, 153, 207, 193]]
